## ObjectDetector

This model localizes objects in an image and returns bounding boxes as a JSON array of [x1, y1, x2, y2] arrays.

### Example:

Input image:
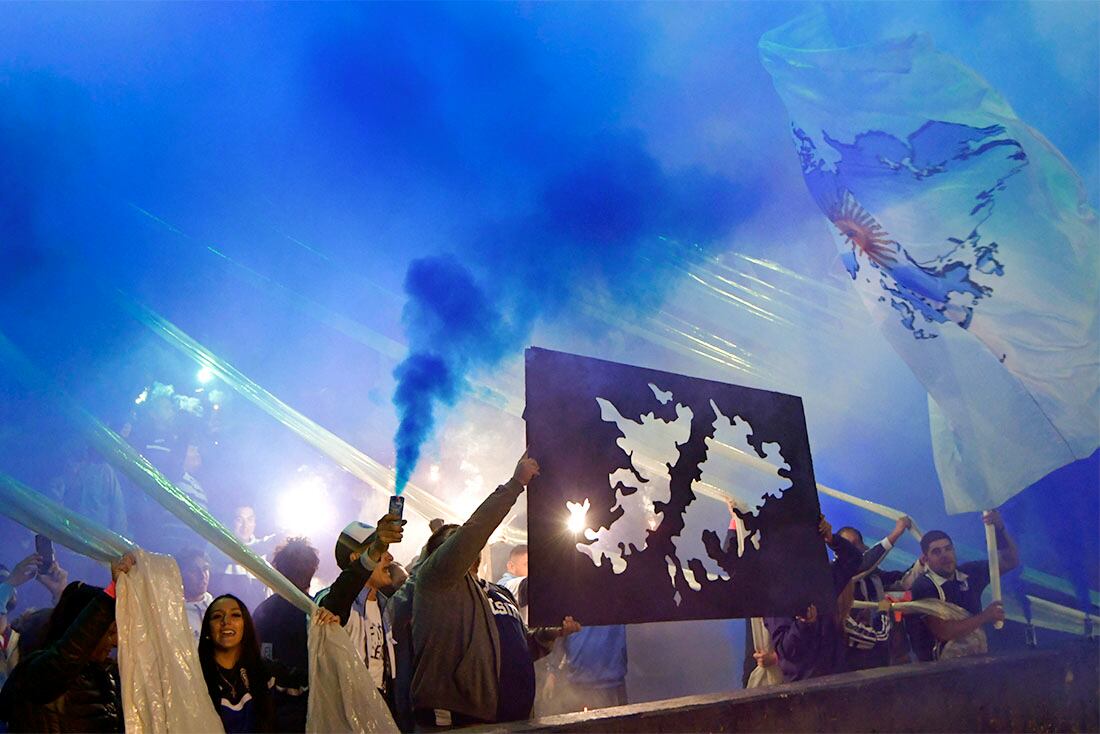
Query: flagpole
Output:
[[984, 510, 1004, 630]]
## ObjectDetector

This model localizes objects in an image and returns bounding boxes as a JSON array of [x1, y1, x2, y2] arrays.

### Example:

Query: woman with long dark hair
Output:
[[198, 593, 338, 733]]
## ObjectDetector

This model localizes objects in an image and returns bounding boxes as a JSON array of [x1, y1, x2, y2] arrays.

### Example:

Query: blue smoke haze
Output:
[[0, 2, 1095, 613], [391, 133, 758, 488]]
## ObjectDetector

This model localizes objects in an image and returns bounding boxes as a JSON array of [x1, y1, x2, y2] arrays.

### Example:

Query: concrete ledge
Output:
[[472, 641, 1098, 733]]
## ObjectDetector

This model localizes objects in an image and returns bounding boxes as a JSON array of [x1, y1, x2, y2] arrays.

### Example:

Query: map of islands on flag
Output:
[[525, 348, 834, 627]]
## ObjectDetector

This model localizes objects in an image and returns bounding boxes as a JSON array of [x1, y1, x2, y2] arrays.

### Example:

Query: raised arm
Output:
[[985, 510, 1019, 573], [319, 515, 403, 624], [22, 554, 134, 704], [857, 516, 912, 575], [417, 454, 538, 589]]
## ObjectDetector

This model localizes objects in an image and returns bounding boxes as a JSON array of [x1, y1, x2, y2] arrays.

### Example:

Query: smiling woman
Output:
[[197, 594, 341, 733], [198, 594, 325, 734]]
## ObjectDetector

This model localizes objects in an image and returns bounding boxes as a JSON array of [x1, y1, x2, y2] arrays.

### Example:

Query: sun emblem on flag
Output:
[[826, 190, 898, 268]]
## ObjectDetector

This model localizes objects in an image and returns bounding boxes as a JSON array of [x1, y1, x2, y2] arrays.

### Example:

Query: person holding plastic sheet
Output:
[[316, 515, 406, 693], [198, 593, 340, 733], [0, 553, 135, 733], [764, 516, 862, 682], [410, 453, 582, 729]]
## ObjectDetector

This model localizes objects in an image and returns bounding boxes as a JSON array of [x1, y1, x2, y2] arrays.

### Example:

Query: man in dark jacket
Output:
[[253, 538, 321, 732], [410, 452, 581, 728], [0, 553, 135, 733], [316, 513, 405, 707], [765, 516, 861, 682]]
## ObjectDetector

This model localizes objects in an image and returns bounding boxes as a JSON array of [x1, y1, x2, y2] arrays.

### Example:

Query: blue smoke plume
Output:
[[393, 255, 515, 492], [391, 133, 756, 491]]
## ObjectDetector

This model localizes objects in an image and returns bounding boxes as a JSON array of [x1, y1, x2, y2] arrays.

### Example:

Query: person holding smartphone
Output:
[[315, 513, 406, 700], [0, 553, 136, 733]]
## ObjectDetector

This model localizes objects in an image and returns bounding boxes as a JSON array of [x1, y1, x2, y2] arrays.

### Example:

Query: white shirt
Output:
[[364, 597, 386, 691], [184, 592, 214, 643], [225, 534, 277, 575]]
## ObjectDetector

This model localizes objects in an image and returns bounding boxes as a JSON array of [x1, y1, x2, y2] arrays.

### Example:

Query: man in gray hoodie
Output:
[[410, 453, 580, 728]]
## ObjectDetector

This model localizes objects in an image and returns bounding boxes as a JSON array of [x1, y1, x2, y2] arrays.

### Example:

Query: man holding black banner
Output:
[[410, 453, 581, 729]]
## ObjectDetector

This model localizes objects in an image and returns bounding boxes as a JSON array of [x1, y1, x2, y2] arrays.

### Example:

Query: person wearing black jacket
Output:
[[314, 513, 405, 703], [764, 517, 862, 681], [0, 553, 135, 733], [837, 517, 922, 669]]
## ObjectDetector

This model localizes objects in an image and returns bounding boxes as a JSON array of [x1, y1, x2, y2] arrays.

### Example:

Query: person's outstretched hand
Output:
[[313, 607, 341, 626], [36, 561, 69, 603], [753, 650, 778, 668], [111, 553, 136, 582], [369, 513, 405, 561], [513, 451, 540, 487], [796, 603, 818, 624], [981, 601, 1006, 625], [983, 509, 1005, 530], [557, 615, 582, 638], [8, 554, 42, 586]]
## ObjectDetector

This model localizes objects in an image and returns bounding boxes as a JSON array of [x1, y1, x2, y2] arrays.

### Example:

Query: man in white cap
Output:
[[315, 513, 405, 694]]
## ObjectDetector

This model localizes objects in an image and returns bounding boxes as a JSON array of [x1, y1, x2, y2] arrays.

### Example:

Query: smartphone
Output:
[[388, 495, 405, 520], [35, 534, 55, 574]]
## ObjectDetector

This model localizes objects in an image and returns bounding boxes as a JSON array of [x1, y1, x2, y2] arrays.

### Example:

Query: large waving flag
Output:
[[760, 13, 1098, 513]]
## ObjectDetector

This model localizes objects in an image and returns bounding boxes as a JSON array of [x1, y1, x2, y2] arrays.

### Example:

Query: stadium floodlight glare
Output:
[[277, 476, 336, 541]]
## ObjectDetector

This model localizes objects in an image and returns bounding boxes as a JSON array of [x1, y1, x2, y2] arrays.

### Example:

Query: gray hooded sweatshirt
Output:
[[410, 479, 525, 722]]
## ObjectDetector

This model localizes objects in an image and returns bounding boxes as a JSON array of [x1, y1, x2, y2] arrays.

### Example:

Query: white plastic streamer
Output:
[[983, 512, 1004, 630], [854, 595, 1098, 641], [853, 598, 986, 659], [815, 484, 923, 542], [0, 472, 137, 563], [117, 550, 226, 733]]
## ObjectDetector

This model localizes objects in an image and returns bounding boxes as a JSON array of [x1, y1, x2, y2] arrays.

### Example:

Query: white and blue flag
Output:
[[760, 12, 1099, 514]]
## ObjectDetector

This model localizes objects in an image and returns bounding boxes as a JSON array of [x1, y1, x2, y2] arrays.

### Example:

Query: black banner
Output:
[[525, 347, 832, 626]]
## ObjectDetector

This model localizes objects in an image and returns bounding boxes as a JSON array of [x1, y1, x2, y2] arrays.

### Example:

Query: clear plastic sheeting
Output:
[[307, 622, 399, 734], [815, 484, 923, 541], [853, 598, 984, 659], [0, 329, 311, 611], [0, 471, 136, 564], [117, 549, 225, 734], [114, 295, 526, 545], [1021, 595, 1100, 637]]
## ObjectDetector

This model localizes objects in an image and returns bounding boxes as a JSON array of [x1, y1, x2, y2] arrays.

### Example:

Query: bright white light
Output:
[[428, 464, 440, 483], [134, 388, 148, 405], [277, 476, 335, 540], [197, 366, 215, 384], [566, 498, 590, 534]]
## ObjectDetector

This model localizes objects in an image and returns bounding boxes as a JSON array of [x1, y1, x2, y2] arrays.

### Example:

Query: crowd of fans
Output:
[[0, 380, 1026, 732], [0, 443, 1023, 733]]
